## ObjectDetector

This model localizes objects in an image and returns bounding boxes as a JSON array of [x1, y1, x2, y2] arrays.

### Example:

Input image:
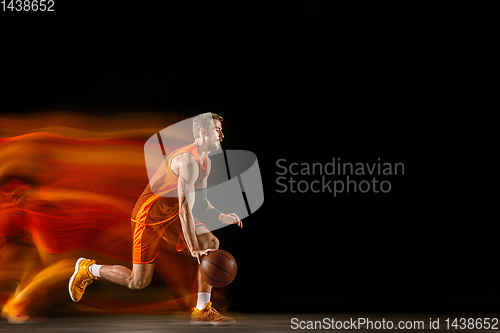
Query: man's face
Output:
[[206, 119, 224, 151]]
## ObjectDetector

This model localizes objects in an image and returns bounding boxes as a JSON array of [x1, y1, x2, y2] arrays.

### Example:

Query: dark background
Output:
[[1, 2, 496, 313]]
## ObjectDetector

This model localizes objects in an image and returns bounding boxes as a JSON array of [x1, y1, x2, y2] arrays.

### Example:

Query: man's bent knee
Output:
[[201, 235, 219, 250], [196, 227, 220, 250], [212, 236, 220, 249], [127, 263, 154, 290], [127, 278, 150, 290]]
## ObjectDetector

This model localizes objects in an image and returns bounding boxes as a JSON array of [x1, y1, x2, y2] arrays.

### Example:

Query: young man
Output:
[[69, 113, 242, 325]]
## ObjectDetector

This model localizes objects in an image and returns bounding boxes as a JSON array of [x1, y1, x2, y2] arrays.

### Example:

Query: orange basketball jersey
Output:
[[131, 143, 208, 225]]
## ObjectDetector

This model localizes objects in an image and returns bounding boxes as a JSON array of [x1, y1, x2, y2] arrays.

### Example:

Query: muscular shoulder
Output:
[[171, 153, 198, 181], [172, 152, 196, 166]]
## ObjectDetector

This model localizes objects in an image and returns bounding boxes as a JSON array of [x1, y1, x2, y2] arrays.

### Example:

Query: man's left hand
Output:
[[221, 213, 243, 228]]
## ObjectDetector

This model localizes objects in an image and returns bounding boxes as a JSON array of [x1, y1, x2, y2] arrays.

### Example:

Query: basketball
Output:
[[200, 250, 237, 288]]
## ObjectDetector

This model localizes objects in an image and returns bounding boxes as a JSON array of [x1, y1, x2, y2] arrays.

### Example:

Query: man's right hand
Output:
[[191, 248, 217, 264]]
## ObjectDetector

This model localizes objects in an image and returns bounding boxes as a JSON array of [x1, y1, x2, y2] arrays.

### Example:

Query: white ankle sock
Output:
[[88, 264, 102, 278], [196, 292, 211, 310]]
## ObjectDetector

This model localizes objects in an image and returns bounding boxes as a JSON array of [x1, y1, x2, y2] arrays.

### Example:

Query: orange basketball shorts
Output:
[[131, 215, 205, 264]]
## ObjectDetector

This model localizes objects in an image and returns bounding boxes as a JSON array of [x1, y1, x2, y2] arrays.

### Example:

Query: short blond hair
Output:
[[192, 113, 223, 139]]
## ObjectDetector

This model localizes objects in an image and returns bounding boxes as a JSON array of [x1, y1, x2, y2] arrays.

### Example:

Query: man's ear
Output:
[[200, 127, 207, 137]]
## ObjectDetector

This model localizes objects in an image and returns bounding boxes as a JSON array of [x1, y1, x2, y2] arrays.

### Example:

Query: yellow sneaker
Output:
[[1, 284, 30, 324], [191, 302, 235, 325], [68, 258, 96, 302], [1, 302, 29, 324]]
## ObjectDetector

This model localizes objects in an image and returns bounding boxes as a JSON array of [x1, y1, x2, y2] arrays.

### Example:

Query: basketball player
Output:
[[68, 113, 242, 325]]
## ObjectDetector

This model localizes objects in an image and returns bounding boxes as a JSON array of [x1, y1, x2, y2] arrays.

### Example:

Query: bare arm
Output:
[[175, 154, 215, 263]]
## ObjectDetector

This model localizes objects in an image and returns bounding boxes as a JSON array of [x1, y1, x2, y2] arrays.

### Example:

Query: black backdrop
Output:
[[1, 2, 496, 313]]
